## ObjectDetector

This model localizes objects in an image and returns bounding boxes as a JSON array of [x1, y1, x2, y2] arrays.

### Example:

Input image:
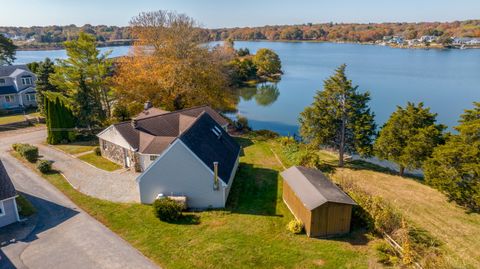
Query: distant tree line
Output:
[[0, 24, 131, 49], [207, 20, 480, 43]]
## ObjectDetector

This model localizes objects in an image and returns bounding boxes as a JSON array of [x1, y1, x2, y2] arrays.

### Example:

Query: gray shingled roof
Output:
[[179, 113, 240, 184], [0, 159, 17, 200], [0, 65, 29, 77], [110, 105, 230, 155], [281, 166, 356, 210]]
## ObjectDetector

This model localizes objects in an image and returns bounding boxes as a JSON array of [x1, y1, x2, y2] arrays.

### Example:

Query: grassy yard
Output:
[[268, 139, 480, 269], [12, 138, 374, 269], [54, 141, 98, 155], [78, 152, 121, 171], [0, 111, 40, 125]]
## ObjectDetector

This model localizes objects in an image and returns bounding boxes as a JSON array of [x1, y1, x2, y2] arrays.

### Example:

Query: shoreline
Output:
[[17, 39, 480, 51]]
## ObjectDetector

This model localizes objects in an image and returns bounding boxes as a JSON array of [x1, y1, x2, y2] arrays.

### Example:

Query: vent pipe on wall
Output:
[[213, 162, 219, 190]]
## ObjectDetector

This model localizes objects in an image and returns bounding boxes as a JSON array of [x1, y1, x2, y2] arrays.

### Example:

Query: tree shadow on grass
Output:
[[226, 163, 282, 217], [345, 160, 424, 182], [172, 214, 201, 225]]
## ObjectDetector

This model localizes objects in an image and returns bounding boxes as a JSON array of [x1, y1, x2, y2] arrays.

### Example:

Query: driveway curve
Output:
[[37, 144, 140, 203]]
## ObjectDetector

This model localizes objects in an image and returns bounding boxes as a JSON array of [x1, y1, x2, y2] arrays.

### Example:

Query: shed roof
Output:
[[0, 159, 17, 200], [0, 85, 17, 95], [281, 166, 356, 210]]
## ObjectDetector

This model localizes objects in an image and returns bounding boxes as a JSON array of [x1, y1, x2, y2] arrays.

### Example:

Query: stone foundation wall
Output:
[[100, 139, 127, 167]]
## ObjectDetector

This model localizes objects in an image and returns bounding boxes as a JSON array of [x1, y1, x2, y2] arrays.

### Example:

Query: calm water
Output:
[[15, 42, 480, 135]]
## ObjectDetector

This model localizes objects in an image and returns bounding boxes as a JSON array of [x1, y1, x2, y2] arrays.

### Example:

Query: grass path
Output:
[[12, 138, 372, 269]]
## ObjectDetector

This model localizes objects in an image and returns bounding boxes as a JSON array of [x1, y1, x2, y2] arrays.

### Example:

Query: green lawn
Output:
[[268, 139, 479, 269], [11, 138, 373, 269], [78, 152, 121, 171], [0, 111, 40, 125], [54, 141, 98, 155]]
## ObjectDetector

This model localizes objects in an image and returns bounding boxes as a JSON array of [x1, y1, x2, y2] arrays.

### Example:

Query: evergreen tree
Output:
[[374, 102, 445, 176], [45, 94, 76, 145], [0, 34, 16, 65], [424, 102, 480, 211], [50, 32, 112, 128], [299, 64, 376, 167], [35, 58, 58, 114]]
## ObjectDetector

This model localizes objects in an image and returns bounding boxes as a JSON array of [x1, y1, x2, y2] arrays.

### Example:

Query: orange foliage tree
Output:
[[114, 10, 236, 113]]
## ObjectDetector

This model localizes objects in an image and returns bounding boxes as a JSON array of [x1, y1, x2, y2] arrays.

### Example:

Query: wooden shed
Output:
[[281, 166, 357, 238]]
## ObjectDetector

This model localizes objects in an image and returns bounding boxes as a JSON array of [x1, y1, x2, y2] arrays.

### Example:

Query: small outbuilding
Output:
[[281, 166, 356, 238], [0, 159, 20, 228]]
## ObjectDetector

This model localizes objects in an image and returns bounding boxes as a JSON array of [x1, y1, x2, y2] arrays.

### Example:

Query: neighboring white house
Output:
[[0, 159, 20, 228], [97, 105, 240, 209], [0, 65, 37, 110]]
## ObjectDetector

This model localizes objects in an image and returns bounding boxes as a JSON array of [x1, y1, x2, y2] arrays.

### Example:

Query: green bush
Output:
[[16, 195, 36, 217], [298, 150, 322, 169], [286, 219, 304, 234], [12, 143, 23, 152], [153, 198, 183, 222], [374, 241, 399, 266], [251, 129, 279, 139], [37, 160, 52, 174], [94, 146, 101, 156], [235, 115, 250, 131], [14, 143, 39, 163]]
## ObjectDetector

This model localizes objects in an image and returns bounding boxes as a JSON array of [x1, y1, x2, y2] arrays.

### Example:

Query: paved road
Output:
[[0, 128, 158, 269]]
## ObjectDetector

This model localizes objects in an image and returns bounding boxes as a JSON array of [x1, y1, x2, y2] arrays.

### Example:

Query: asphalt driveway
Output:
[[0, 128, 158, 269]]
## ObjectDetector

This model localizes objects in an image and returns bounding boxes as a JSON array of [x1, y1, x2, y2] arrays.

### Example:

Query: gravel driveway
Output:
[[37, 144, 140, 203]]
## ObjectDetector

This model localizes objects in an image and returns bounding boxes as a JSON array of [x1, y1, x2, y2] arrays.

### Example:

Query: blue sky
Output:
[[0, 0, 479, 28]]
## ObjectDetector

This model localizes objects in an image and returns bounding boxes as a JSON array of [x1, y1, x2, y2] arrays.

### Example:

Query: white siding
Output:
[[138, 141, 226, 208], [0, 198, 19, 228], [97, 125, 134, 150], [139, 154, 159, 171]]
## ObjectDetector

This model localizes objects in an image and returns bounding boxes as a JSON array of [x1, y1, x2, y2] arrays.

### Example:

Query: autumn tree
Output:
[[114, 10, 235, 112], [299, 64, 376, 167], [374, 102, 445, 176], [252, 48, 282, 80], [424, 102, 480, 211], [0, 34, 16, 65], [50, 32, 112, 127]]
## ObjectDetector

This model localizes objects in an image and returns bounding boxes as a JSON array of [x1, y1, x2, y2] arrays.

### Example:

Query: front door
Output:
[[124, 149, 131, 168]]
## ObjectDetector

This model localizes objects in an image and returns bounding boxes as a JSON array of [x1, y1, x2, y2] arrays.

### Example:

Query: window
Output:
[[150, 155, 158, 161], [102, 141, 107, 150], [0, 78, 5, 84], [0, 201, 4, 217], [26, 93, 36, 102], [4, 95, 15, 103], [21, 77, 32, 85]]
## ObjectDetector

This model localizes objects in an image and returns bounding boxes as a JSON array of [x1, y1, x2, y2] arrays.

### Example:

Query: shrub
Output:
[[235, 115, 250, 131], [298, 150, 322, 169], [16, 195, 36, 217], [12, 143, 23, 152], [286, 219, 304, 234], [15, 144, 39, 163], [153, 198, 183, 222], [252, 129, 279, 139], [37, 160, 52, 174], [94, 146, 101, 156], [374, 241, 399, 266]]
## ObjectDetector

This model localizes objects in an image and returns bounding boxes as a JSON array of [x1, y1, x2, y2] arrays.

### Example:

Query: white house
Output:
[[97, 105, 240, 209], [0, 159, 20, 228], [0, 65, 37, 110]]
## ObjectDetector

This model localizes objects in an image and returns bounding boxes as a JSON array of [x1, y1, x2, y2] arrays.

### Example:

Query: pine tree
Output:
[[50, 32, 111, 128], [299, 64, 376, 167], [424, 102, 480, 211], [374, 102, 445, 176], [35, 58, 58, 115]]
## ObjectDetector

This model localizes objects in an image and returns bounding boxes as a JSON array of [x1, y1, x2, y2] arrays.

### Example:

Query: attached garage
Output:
[[281, 166, 356, 238]]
